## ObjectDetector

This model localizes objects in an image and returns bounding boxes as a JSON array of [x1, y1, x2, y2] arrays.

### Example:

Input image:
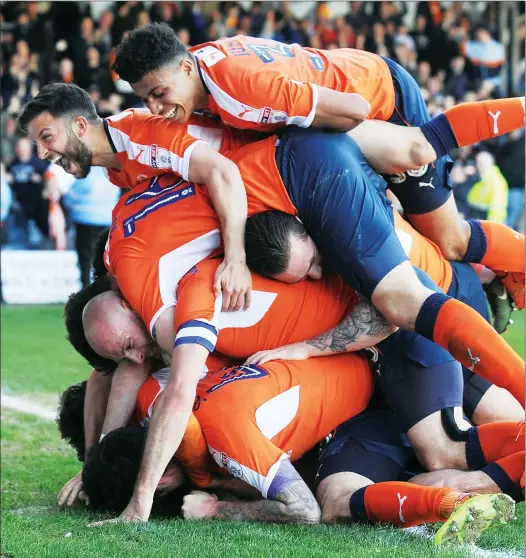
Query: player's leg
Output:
[[315, 410, 516, 535], [276, 129, 525, 404], [354, 59, 525, 305]]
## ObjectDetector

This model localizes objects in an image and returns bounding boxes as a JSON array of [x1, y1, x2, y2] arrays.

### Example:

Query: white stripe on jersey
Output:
[[217, 290, 278, 329], [186, 124, 223, 151], [199, 69, 315, 128], [151, 229, 221, 333], [255, 385, 300, 441]]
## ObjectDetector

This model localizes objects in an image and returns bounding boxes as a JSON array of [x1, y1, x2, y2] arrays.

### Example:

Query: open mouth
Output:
[[164, 107, 178, 119], [50, 155, 72, 173]]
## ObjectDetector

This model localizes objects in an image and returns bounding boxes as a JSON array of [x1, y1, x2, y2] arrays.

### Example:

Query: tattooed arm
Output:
[[182, 461, 320, 524], [245, 296, 397, 365]]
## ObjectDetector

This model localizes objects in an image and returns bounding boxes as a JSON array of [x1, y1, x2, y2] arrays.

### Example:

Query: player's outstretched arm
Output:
[[119, 342, 208, 523], [245, 296, 396, 366], [182, 462, 320, 525], [101, 360, 150, 437], [188, 145, 251, 312], [312, 87, 371, 132]]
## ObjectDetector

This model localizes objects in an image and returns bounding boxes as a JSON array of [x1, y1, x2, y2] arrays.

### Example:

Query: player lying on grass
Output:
[[58, 361, 519, 545], [114, 23, 525, 309], [21, 86, 525, 524]]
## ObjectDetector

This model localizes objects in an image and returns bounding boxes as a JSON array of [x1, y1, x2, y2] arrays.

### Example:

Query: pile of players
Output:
[[19, 23, 526, 544]]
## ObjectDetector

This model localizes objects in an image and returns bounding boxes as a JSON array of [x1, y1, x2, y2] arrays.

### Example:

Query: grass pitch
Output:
[[1, 305, 524, 558]]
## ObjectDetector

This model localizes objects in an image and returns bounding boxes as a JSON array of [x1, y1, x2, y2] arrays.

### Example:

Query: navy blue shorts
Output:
[[447, 261, 493, 415], [383, 57, 454, 214], [315, 409, 423, 486], [370, 328, 464, 432], [276, 128, 409, 298]]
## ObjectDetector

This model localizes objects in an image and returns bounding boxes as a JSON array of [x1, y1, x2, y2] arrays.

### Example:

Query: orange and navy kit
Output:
[[190, 36, 396, 131], [136, 353, 373, 496]]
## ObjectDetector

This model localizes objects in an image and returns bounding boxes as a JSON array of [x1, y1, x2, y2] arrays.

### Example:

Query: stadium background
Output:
[[1, 2, 525, 557]]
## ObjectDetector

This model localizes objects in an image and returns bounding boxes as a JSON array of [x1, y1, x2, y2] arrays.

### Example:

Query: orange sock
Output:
[[478, 221, 525, 273], [478, 422, 525, 463], [432, 298, 525, 405], [352, 482, 461, 527], [467, 422, 525, 469], [494, 451, 525, 485], [444, 98, 525, 147]]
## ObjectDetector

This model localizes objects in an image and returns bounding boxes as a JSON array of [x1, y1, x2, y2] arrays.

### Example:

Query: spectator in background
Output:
[[445, 56, 470, 102], [467, 151, 509, 224], [63, 167, 120, 287], [462, 25, 505, 94], [1, 115, 18, 166], [1, 162, 13, 227], [494, 130, 525, 230], [5, 137, 51, 248]]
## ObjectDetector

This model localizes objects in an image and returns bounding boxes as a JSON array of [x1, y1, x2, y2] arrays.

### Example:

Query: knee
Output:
[[432, 221, 472, 262]]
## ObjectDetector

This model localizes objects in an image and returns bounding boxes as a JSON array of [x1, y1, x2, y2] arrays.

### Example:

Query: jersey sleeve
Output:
[[200, 63, 318, 131], [174, 413, 213, 488], [105, 110, 209, 181], [174, 266, 223, 353]]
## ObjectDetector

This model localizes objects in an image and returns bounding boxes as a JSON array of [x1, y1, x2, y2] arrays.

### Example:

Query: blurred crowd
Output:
[[1, 1, 524, 284]]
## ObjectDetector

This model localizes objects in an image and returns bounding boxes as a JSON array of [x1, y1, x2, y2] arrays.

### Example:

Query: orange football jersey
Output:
[[190, 36, 396, 132]]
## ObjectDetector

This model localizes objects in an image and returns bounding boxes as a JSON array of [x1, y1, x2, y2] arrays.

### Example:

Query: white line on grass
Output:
[[1, 392, 56, 421], [403, 526, 522, 558]]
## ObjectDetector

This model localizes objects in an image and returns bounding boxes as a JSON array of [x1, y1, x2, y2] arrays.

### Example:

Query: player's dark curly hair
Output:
[[245, 210, 309, 277], [17, 82, 99, 134], [57, 381, 87, 461], [64, 275, 117, 375], [91, 227, 110, 280], [113, 22, 191, 84], [83, 427, 190, 516]]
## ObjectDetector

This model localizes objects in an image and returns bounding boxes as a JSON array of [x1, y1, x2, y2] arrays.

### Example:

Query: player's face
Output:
[[27, 112, 93, 178], [274, 232, 323, 283], [132, 59, 199, 125], [156, 459, 186, 497], [88, 308, 156, 365]]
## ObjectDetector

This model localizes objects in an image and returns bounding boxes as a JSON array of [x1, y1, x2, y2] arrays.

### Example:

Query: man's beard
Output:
[[65, 129, 93, 178]]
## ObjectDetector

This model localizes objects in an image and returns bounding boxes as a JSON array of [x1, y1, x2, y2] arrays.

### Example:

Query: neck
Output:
[[88, 120, 120, 169], [192, 58, 210, 110]]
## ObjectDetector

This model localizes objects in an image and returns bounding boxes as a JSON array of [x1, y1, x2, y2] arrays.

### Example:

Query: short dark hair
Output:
[[82, 427, 191, 516], [17, 82, 99, 135], [83, 427, 146, 512], [113, 22, 190, 84], [91, 227, 110, 280], [245, 210, 308, 277], [57, 381, 87, 462], [63, 275, 117, 375]]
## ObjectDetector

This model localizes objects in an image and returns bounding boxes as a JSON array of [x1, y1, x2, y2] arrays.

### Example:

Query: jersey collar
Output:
[[102, 119, 118, 153]]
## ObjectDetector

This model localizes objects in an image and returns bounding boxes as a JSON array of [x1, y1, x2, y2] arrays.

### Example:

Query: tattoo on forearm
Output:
[[306, 296, 390, 353], [214, 480, 320, 524]]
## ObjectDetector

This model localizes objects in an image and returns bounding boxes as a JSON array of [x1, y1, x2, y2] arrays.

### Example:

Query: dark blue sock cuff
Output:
[[420, 114, 459, 159], [349, 486, 372, 524], [414, 292, 450, 341], [482, 462, 524, 503], [462, 220, 487, 263], [466, 426, 487, 470]]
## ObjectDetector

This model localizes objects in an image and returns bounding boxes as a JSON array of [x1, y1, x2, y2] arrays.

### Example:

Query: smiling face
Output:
[[131, 59, 202, 123], [27, 111, 93, 178]]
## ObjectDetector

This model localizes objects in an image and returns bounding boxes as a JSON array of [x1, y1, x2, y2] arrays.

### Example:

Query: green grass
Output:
[[1, 306, 524, 558]]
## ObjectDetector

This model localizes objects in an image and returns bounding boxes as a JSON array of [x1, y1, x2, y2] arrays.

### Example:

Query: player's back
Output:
[[197, 354, 374, 469], [106, 174, 221, 333], [175, 257, 358, 359], [192, 36, 395, 129]]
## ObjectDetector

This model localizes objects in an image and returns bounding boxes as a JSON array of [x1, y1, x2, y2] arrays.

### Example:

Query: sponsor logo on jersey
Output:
[[194, 45, 226, 67], [150, 145, 171, 169], [220, 453, 244, 479], [259, 106, 272, 124], [206, 365, 269, 393], [136, 174, 148, 184]]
